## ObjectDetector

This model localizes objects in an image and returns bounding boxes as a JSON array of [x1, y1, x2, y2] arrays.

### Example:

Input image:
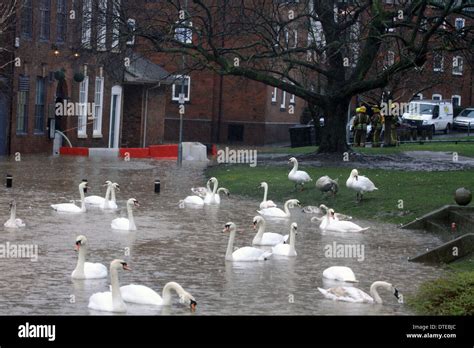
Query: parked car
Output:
[[402, 100, 453, 134], [453, 108, 474, 129]]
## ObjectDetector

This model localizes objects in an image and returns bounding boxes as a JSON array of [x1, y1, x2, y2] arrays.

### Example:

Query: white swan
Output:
[[272, 223, 298, 257], [101, 182, 119, 210], [259, 182, 277, 209], [310, 205, 352, 225], [119, 282, 197, 310], [288, 157, 312, 190], [51, 182, 89, 213], [84, 181, 111, 205], [71, 235, 107, 279], [318, 281, 401, 304], [319, 209, 369, 232], [322, 266, 358, 283], [111, 198, 139, 230], [315, 176, 339, 196], [252, 216, 288, 246], [4, 201, 25, 228], [204, 177, 219, 204], [88, 259, 131, 312], [191, 186, 208, 198], [215, 187, 230, 204], [181, 178, 214, 206], [257, 199, 300, 218], [223, 222, 272, 262], [346, 169, 378, 202]]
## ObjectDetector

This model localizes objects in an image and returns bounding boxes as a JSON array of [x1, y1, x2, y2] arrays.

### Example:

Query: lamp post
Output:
[[177, 0, 189, 167]]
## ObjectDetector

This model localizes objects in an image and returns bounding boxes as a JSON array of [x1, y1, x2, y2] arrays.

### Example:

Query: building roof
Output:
[[124, 53, 173, 85]]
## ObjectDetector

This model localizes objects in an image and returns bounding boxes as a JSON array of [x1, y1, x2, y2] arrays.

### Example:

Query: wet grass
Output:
[[206, 165, 474, 225]]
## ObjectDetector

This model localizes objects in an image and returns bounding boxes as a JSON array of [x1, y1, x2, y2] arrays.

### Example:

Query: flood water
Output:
[[0, 155, 444, 315]]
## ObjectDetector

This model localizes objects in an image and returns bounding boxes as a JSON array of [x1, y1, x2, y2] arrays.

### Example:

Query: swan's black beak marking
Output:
[[394, 288, 400, 299]]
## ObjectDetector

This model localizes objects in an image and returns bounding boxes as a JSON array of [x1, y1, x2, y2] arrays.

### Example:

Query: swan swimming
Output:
[[119, 282, 196, 311], [84, 181, 112, 206], [4, 201, 25, 228], [318, 281, 402, 304], [181, 178, 215, 206], [71, 235, 107, 280], [101, 182, 119, 210], [319, 209, 369, 232], [51, 181, 89, 213], [322, 266, 358, 283], [252, 216, 288, 246], [288, 157, 312, 190], [223, 222, 272, 262], [204, 177, 219, 204], [215, 187, 230, 204], [111, 198, 139, 231], [310, 206, 353, 226], [88, 259, 131, 313], [306, 204, 352, 220], [346, 169, 378, 202], [258, 182, 277, 209], [272, 223, 298, 257], [257, 199, 300, 218]]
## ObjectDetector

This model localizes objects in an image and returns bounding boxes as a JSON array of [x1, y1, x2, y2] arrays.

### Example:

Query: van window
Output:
[[411, 103, 435, 115], [432, 106, 439, 119]]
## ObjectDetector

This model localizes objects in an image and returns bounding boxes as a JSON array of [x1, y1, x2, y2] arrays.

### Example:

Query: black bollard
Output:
[[6, 174, 12, 188], [154, 179, 160, 193], [82, 179, 88, 193]]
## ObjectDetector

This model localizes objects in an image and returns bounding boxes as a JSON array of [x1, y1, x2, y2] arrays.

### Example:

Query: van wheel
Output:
[[444, 123, 451, 134]]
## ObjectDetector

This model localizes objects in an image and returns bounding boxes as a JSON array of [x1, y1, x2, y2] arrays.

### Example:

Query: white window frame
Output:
[[455, 18, 465, 30], [271, 87, 277, 103], [414, 93, 423, 100], [171, 75, 190, 102], [175, 21, 193, 44], [111, 0, 121, 52], [81, 0, 92, 49], [126, 18, 136, 46], [93, 76, 104, 137], [289, 94, 295, 105], [452, 56, 463, 75], [78, 76, 89, 138], [280, 90, 286, 110], [432, 93, 442, 101], [97, 0, 107, 51], [451, 95, 461, 107], [433, 52, 444, 72]]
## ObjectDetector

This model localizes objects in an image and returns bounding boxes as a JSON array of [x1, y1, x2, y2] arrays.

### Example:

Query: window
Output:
[[433, 52, 444, 72], [39, 0, 51, 40], [16, 76, 29, 134], [34, 77, 46, 133], [227, 124, 244, 142], [413, 93, 423, 100], [78, 76, 89, 137], [175, 21, 193, 44], [56, 0, 67, 43], [126, 18, 136, 46], [21, 0, 32, 38], [452, 95, 461, 107], [81, 0, 92, 48], [432, 93, 442, 101], [171, 75, 190, 101], [290, 94, 295, 105], [280, 90, 286, 110], [97, 0, 107, 51], [111, 0, 121, 52], [384, 51, 395, 68], [93, 76, 104, 137], [452, 56, 463, 75], [455, 18, 465, 30], [271, 87, 278, 103]]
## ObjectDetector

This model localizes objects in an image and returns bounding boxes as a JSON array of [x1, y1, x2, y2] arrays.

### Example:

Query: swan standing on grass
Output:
[[272, 223, 298, 257], [84, 181, 112, 205], [4, 201, 25, 228], [318, 281, 402, 304], [71, 235, 107, 279], [288, 157, 312, 191], [88, 259, 131, 313], [319, 209, 369, 232], [223, 222, 272, 262], [204, 177, 219, 204], [258, 182, 277, 209], [252, 216, 288, 246], [111, 198, 139, 230], [322, 266, 358, 283], [315, 176, 339, 196], [119, 282, 197, 310], [51, 182, 89, 213], [257, 199, 300, 218], [346, 169, 378, 202]]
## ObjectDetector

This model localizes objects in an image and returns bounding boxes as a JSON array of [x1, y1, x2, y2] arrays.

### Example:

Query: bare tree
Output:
[[0, 0, 16, 70]]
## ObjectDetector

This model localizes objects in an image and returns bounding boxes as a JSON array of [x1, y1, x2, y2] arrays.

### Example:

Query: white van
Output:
[[402, 100, 454, 134]]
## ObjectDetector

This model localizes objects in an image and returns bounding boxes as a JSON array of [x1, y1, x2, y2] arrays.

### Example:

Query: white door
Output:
[[109, 85, 122, 148]]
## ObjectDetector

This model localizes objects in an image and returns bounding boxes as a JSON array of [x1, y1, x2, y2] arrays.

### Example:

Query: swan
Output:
[[204, 177, 219, 204], [181, 178, 214, 206], [272, 223, 298, 256], [315, 176, 339, 196], [215, 187, 230, 204], [111, 198, 139, 230], [119, 282, 197, 310], [346, 169, 378, 202], [288, 157, 312, 190], [71, 235, 107, 279], [322, 266, 358, 283], [51, 182, 89, 213], [310, 205, 352, 224], [259, 182, 277, 209], [88, 259, 131, 312], [101, 182, 119, 210], [84, 181, 111, 205], [180, 195, 204, 206], [257, 199, 300, 218], [318, 281, 401, 304], [252, 216, 288, 246], [191, 186, 208, 198], [4, 201, 25, 228], [319, 209, 369, 232], [223, 222, 272, 262]]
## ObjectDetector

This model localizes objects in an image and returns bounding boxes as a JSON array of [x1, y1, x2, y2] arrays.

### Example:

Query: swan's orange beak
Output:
[[190, 300, 197, 312], [252, 222, 257, 230], [123, 264, 132, 271], [74, 244, 80, 251]]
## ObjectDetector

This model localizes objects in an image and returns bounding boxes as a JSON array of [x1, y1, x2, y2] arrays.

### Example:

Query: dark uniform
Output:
[[371, 106, 383, 147], [353, 106, 369, 147]]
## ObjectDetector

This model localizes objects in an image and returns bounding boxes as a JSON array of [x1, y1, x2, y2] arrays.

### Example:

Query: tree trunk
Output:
[[316, 100, 350, 153]]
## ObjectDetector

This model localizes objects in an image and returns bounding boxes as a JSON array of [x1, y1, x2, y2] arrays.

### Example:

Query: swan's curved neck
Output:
[[289, 228, 296, 248], [111, 186, 117, 202], [290, 160, 298, 173], [225, 230, 236, 261], [74, 246, 87, 276], [162, 282, 184, 305], [370, 281, 390, 304], [79, 186, 86, 212], [212, 180, 218, 194], [10, 205, 16, 221], [110, 268, 124, 309], [127, 204, 136, 230], [283, 200, 292, 216], [253, 221, 266, 243], [262, 184, 268, 202], [104, 185, 112, 201]]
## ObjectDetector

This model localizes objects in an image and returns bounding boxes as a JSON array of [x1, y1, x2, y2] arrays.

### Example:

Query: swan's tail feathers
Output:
[[359, 227, 370, 232], [373, 187, 378, 190], [283, 234, 289, 243], [51, 205, 58, 211], [261, 251, 273, 261], [317, 287, 328, 296]]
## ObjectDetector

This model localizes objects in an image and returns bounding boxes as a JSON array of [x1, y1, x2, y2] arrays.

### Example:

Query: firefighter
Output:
[[352, 106, 369, 147], [371, 106, 383, 147]]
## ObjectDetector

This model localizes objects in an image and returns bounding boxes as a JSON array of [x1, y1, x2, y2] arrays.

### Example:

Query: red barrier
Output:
[[59, 147, 89, 156], [119, 148, 150, 158], [149, 144, 178, 159], [211, 144, 217, 156]]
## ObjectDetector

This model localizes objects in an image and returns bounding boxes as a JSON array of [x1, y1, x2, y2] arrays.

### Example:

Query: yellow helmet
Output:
[[356, 106, 367, 113], [372, 106, 381, 113]]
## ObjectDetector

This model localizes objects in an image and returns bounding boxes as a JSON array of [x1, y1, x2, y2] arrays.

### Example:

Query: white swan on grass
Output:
[[88, 259, 131, 313], [111, 198, 139, 231], [252, 216, 288, 246], [319, 209, 369, 232], [84, 181, 112, 205], [288, 157, 312, 190], [258, 182, 277, 209], [322, 266, 358, 283], [119, 282, 196, 311], [51, 182, 89, 213], [257, 199, 300, 218], [223, 222, 272, 262], [4, 201, 25, 228], [318, 281, 402, 304], [272, 223, 298, 257], [71, 235, 107, 279], [346, 169, 378, 202]]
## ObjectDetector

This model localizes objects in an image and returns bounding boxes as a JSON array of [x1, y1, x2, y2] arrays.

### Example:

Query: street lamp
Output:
[[177, 0, 189, 167]]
